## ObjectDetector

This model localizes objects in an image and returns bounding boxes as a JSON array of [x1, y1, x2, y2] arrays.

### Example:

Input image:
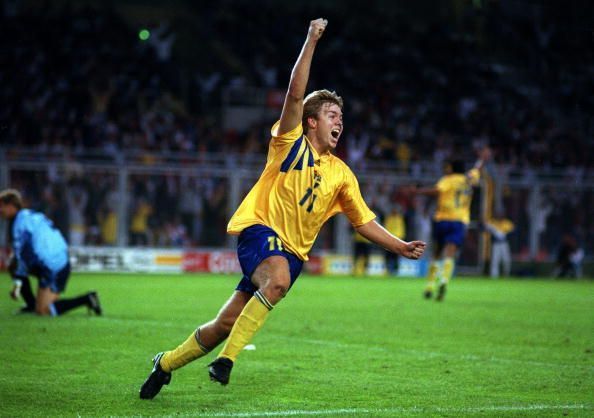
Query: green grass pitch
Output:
[[0, 273, 592, 417]]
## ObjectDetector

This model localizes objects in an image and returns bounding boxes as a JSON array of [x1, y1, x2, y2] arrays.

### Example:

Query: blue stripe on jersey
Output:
[[294, 146, 308, 170], [280, 136, 304, 172], [294, 144, 315, 170], [308, 146, 314, 167]]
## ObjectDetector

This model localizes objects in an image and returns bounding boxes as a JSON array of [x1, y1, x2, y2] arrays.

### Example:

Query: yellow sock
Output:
[[441, 257, 455, 285], [218, 290, 273, 362], [425, 261, 440, 292], [160, 329, 207, 372]]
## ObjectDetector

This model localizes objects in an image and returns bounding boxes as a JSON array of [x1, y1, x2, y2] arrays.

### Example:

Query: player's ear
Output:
[[307, 117, 317, 130]]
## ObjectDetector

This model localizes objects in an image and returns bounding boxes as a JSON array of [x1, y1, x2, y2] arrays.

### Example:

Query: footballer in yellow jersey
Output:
[[434, 167, 480, 225], [411, 151, 490, 301], [228, 121, 375, 261], [140, 19, 426, 399]]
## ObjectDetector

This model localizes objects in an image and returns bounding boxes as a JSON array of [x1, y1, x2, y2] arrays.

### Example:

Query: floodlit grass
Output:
[[0, 273, 592, 417]]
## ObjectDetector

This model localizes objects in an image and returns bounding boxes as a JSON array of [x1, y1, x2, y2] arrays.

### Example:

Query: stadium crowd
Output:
[[2, 2, 592, 171], [1, 2, 592, 262]]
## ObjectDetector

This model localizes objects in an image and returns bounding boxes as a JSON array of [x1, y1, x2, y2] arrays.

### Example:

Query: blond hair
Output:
[[302, 89, 343, 134], [0, 189, 23, 209]]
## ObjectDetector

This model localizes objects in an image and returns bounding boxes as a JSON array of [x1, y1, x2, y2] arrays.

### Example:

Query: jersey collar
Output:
[[305, 135, 332, 165]]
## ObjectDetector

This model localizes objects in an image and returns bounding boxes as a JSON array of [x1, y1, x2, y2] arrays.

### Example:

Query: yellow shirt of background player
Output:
[[433, 168, 480, 225], [227, 122, 376, 260]]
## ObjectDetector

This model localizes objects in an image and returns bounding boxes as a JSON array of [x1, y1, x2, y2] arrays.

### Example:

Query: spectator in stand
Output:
[[66, 183, 88, 246], [384, 204, 406, 276], [484, 209, 515, 278], [99, 205, 118, 246], [129, 197, 153, 246], [178, 178, 203, 245], [353, 231, 372, 276]]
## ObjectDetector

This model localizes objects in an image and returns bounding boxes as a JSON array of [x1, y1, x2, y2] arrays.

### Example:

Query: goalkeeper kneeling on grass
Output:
[[0, 188, 102, 317]]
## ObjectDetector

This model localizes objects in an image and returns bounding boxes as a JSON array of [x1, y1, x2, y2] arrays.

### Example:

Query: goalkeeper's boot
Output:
[[140, 352, 171, 399], [423, 290, 433, 299], [208, 357, 233, 385], [436, 283, 447, 302], [87, 291, 103, 316]]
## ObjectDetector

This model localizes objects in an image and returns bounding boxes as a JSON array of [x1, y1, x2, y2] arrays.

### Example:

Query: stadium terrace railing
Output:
[[1, 149, 593, 275], [2, 147, 593, 184]]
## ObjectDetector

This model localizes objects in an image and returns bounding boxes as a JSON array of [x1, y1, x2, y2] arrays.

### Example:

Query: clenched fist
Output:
[[308, 18, 328, 41], [399, 241, 427, 260]]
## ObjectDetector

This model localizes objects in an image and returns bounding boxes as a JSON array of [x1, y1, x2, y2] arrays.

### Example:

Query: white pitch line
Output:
[[181, 403, 590, 417], [276, 336, 594, 371], [96, 316, 189, 329], [97, 317, 593, 370]]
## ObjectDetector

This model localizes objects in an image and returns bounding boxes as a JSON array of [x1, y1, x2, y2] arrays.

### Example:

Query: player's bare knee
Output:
[[252, 256, 291, 304], [253, 256, 288, 283], [35, 306, 50, 316], [260, 277, 290, 304]]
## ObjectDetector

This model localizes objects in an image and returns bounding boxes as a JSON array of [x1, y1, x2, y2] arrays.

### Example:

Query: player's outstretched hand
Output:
[[308, 18, 328, 41], [400, 241, 426, 260], [7, 253, 16, 277]]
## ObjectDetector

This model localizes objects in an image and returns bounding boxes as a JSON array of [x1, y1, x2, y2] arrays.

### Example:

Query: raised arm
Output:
[[468, 146, 491, 178], [356, 220, 426, 260], [410, 186, 440, 197], [483, 222, 506, 240], [277, 18, 328, 136]]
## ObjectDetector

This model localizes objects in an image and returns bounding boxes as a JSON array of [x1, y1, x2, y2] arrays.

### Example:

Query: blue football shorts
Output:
[[432, 220, 466, 247], [235, 225, 303, 295]]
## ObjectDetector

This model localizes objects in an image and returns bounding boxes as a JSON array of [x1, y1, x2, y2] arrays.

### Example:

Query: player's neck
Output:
[[308, 134, 331, 156]]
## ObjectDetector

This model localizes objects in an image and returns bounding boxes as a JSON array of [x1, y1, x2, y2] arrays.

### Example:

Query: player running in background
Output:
[[409, 149, 490, 301], [0, 189, 102, 316], [139, 18, 426, 399]]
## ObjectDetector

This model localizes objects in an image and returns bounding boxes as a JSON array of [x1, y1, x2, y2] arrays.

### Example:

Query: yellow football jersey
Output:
[[227, 122, 376, 260], [433, 168, 480, 224]]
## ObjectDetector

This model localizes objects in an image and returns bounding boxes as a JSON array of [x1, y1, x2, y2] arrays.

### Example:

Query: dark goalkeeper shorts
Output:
[[38, 262, 71, 293], [235, 224, 303, 295]]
